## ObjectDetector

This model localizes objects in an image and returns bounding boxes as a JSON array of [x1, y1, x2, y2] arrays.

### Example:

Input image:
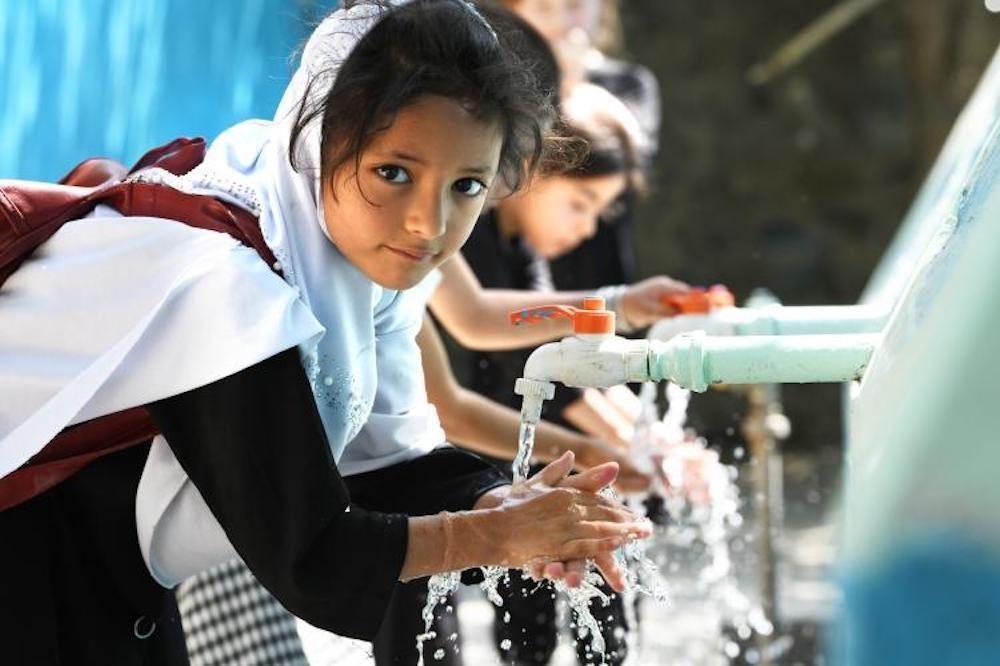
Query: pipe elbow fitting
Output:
[[522, 342, 563, 383]]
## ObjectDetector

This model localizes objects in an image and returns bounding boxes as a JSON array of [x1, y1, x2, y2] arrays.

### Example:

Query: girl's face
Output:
[[504, 171, 626, 259], [322, 95, 503, 290]]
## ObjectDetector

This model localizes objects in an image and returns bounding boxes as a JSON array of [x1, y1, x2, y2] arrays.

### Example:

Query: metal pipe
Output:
[[740, 382, 791, 665]]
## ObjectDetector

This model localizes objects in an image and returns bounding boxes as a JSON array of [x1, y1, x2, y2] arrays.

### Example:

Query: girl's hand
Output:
[[523, 458, 647, 592], [575, 437, 651, 494], [619, 276, 691, 328], [660, 437, 726, 506], [477, 453, 650, 575]]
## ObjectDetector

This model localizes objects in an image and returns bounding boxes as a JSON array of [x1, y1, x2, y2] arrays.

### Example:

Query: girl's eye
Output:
[[453, 178, 487, 198], [375, 165, 411, 184]]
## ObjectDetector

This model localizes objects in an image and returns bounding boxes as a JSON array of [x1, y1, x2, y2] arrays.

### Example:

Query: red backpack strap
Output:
[[0, 137, 279, 510], [58, 158, 129, 188], [128, 136, 207, 175], [0, 136, 277, 286], [0, 180, 92, 284], [95, 183, 278, 270], [0, 408, 158, 511], [0, 137, 208, 286]]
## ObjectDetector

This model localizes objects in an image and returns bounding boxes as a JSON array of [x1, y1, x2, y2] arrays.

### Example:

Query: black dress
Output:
[[0, 347, 508, 666]]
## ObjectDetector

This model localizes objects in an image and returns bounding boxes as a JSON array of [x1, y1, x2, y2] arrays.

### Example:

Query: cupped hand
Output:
[[491, 453, 650, 572], [525, 457, 652, 592]]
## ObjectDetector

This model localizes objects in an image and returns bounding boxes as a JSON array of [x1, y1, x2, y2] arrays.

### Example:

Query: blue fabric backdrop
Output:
[[1, 0, 337, 180]]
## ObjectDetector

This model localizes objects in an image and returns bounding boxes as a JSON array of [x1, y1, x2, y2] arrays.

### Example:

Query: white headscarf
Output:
[[199, 0, 452, 471], [135, 0, 471, 585]]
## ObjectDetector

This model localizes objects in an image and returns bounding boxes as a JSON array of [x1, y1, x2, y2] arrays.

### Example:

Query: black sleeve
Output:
[[148, 348, 441, 640], [345, 446, 509, 517]]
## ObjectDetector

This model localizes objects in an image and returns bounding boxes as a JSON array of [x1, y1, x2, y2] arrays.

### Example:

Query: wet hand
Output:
[[620, 276, 691, 328], [576, 437, 652, 494], [526, 458, 651, 592], [490, 453, 650, 570]]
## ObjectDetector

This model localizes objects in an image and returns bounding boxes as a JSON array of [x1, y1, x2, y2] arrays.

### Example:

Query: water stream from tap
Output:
[[512, 421, 537, 483]]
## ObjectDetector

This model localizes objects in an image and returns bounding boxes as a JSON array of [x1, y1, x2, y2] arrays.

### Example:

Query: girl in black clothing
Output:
[[0, 2, 650, 664]]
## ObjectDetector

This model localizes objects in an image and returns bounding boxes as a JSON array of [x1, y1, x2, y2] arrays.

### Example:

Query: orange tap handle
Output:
[[509, 305, 578, 326], [509, 297, 616, 334], [662, 285, 735, 314]]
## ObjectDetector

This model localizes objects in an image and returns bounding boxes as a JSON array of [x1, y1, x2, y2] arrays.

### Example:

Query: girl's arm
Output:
[[400, 452, 648, 591], [561, 388, 638, 450], [429, 253, 574, 350], [148, 348, 646, 639], [418, 314, 651, 491], [428, 254, 689, 351]]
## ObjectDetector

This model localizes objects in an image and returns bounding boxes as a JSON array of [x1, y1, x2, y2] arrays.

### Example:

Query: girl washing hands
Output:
[[0, 2, 648, 663]]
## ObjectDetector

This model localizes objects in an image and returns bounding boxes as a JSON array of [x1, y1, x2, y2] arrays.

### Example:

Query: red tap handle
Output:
[[662, 285, 735, 314]]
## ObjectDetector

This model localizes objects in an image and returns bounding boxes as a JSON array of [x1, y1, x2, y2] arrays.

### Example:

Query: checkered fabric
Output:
[[177, 559, 309, 666]]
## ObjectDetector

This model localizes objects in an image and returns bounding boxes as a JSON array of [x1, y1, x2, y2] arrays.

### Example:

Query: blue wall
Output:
[[0, 0, 336, 180]]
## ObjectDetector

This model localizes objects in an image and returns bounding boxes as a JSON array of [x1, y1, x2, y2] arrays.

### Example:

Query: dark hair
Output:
[[289, 0, 556, 194], [475, 2, 561, 109], [545, 85, 645, 195]]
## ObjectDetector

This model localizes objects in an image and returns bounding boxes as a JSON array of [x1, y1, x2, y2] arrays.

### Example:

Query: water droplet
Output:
[[733, 446, 745, 459], [503, 611, 511, 623], [272, 261, 283, 272], [433, 648, 446, 660], [500, 638, 512, 650]]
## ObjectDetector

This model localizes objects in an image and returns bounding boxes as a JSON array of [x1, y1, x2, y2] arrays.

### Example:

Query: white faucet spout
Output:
[[520, 335, 652, 389]]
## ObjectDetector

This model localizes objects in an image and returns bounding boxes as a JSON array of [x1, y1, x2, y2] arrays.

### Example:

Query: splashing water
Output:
[[477, 565, 508, 606], [557, 567, 612, 657], [419, 395, 678, 665], [417, 424, 539, 663], [415, 571, 461, 666], [633, 382, 778, 664], [418, 568, 514, 664]]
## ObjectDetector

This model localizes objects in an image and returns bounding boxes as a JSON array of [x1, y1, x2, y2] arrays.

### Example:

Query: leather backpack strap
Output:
[[0, 137, 211, 286], [0, 137, 279, 510], [0, 408, 158, 512], [97, 183, 278, 270]]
